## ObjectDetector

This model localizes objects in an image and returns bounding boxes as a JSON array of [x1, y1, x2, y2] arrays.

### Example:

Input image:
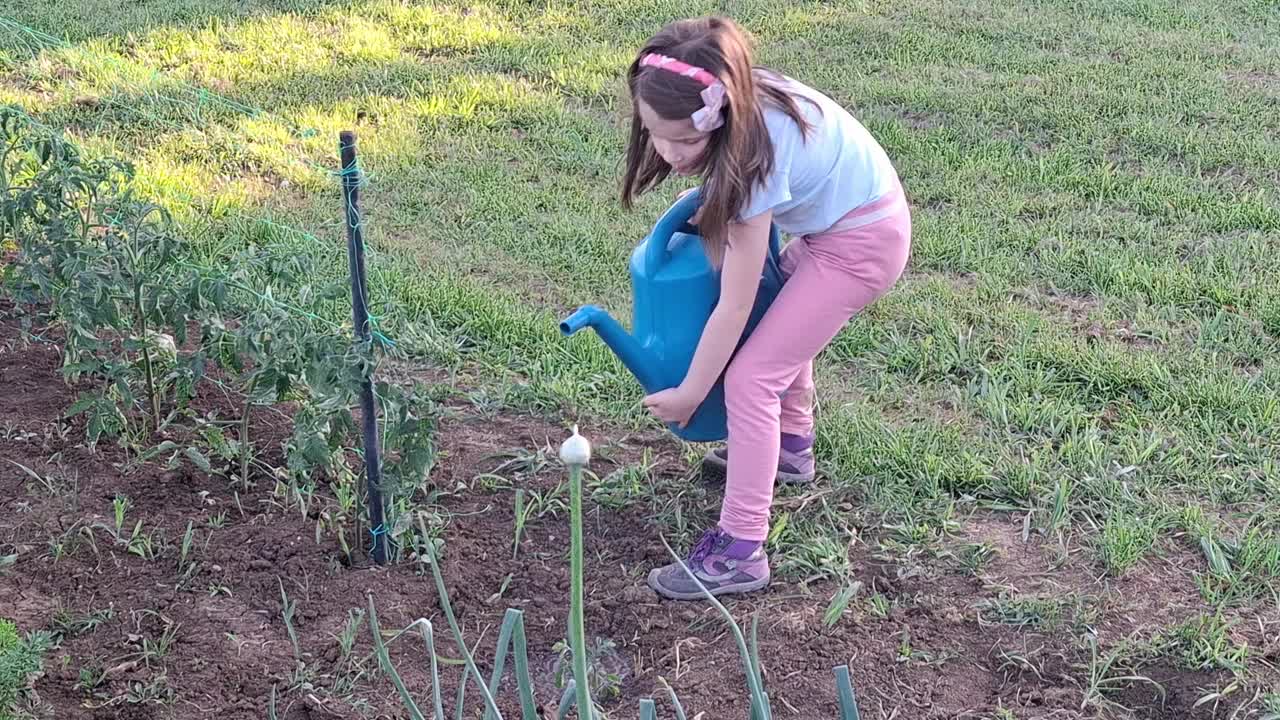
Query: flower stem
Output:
[[568, 461, 592, 720]]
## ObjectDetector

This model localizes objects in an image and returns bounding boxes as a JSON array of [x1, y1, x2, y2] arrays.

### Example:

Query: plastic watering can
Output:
[[559, 188, 786, 442]]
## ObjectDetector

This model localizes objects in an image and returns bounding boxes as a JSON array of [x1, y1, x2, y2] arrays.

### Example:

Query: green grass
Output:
[[2, 0, 1279, 711]]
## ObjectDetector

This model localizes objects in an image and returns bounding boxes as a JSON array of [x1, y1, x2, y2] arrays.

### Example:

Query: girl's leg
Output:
[[778, 358, 815, 438], [648, 185, 911, 600], [718, 233, 906, 542], [699, 361, 815, 484], [699, 243, 817, 484]]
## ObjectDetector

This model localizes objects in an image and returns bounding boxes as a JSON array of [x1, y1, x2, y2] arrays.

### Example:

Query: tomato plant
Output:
[[1, 106, 437, 557]]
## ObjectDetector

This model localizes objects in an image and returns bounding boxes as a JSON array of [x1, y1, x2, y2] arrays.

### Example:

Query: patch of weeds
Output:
[[523, 479, 569, 522], [986, 702, 1020, 720], [589, 456, 655, 511], [866, 593, 893, 619], [895, 627, 958, 668], [511, 489, 530, 560], [278, 580, 311, 690], [1, 618, 55, 711], [865, 511, 961, 582], [176, 519, 210, 587], [552, 635, 626, 706], [465, 387, 506, 419], [954, 541, 997, 576], [1195, 524, 1280, 607], [6, 459, 79, 500], [120, 670, 176, 706], [48, 522, 100, 564], [1153, 612, 1251, 676], [485, 445, 555, 480], [993, 642, 1055, 683], [327, 608, 368, 697], [1177, 503, 1215, 541], [777, 530, 854, 583], [76, 661, 107, 694], [1039, 475, 1074, 540], [123, 610, 179, 669], [977, 591, 1100, 633], [1097, 511, 1158, 575], [91, 494, 162, 560], [52, 606, 115, 639], [1075, 633, 1166, 716]]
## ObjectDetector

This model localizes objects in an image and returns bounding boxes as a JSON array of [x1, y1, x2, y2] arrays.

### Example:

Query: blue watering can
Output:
[[559, 188, 786, 442]]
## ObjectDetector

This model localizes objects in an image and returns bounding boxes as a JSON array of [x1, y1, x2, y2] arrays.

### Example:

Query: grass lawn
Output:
[[2, 0, 1278, 717]]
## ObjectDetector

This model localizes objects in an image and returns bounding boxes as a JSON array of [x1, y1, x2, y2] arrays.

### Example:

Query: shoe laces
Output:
[[689, 528, 724, 564]]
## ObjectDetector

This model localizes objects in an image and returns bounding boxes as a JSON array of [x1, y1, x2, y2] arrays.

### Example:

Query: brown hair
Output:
[[621, 16, 816, 266]]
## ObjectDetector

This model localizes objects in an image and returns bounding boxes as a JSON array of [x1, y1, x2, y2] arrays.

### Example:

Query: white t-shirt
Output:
[[737, 73, 900, 235]]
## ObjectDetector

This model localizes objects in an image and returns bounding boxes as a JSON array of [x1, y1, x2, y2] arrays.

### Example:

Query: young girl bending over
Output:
[[621, 16, 912, 600]]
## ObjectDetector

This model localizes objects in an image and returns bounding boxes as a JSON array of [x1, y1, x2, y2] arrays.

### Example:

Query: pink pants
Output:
[[718, 180, 912, 542]]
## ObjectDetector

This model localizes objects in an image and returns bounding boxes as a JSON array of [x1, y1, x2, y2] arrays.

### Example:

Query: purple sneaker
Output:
[[647, 528, 770, 600], [701, 432, 816, 485]]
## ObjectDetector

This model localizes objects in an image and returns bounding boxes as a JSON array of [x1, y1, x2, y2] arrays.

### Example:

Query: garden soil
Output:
[[0, 302, 1253, 720]]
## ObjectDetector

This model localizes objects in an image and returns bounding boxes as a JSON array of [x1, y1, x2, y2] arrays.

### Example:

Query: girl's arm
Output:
[[641, 210, 772, 426], [680, 209, 772, 398]]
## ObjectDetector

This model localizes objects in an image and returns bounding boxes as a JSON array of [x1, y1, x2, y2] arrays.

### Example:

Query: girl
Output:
[[621, 16, 912, 600]]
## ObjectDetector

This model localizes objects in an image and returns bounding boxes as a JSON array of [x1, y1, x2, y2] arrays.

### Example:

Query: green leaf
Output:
[[60, 360, 102, 376], [65, 393, 99, 418], [140, 441, 180, 461], [185, 447, 213, 474], [824, 581, 863, 628]]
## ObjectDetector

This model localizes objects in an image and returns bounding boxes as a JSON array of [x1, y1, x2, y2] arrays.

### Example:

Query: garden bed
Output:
[[3, 300, 1267, 720]]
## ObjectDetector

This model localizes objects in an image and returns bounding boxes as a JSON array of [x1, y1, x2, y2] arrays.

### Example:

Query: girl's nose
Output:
[[653, 140, 681, 165]]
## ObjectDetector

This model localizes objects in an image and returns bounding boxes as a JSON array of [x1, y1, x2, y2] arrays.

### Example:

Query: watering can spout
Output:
[[560, 305, 666, 393]]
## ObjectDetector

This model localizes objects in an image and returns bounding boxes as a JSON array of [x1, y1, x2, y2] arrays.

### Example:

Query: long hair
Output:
[[621, 16, 815, 266]]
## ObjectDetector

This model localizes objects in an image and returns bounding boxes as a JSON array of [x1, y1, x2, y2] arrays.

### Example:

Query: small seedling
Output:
[[824, 581, 864, 628], [279, 580, 304, 668], [112, 494, 131, 536], [76, 663, 107, 693], [867, 593, 892, 619], [336, 608, 364, 662], [129, 524, 161, 560], [552, 636, 625, 705], [486, 574, 514, 606], [176, 520, 205, 584], [48, 524, 99, 564], [511, 488, 528, 560]]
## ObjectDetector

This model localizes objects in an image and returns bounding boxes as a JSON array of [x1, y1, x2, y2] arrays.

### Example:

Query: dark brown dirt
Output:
[[1, 299, 1271, 720]]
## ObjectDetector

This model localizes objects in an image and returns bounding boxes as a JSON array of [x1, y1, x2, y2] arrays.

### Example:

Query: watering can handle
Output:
[[644, 186, 784, 274]]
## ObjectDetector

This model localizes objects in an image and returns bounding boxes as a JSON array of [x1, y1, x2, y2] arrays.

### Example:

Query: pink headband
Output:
[[639, 52, 726, 132]]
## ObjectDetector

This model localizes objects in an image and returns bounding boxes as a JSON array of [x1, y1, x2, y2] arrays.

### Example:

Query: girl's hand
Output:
[[643, 385, 701, 428], [676, 187, 703, 225]]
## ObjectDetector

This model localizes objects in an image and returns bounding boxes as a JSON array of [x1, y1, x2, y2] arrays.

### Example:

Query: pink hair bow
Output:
[[640, 53, 726, 132]]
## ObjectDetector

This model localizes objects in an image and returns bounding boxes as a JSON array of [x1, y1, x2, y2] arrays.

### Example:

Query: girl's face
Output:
[[636, 98, 710, 176]]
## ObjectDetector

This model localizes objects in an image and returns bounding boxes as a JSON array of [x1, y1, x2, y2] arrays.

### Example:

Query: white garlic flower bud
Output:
[[558, 424, 591, 467]]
